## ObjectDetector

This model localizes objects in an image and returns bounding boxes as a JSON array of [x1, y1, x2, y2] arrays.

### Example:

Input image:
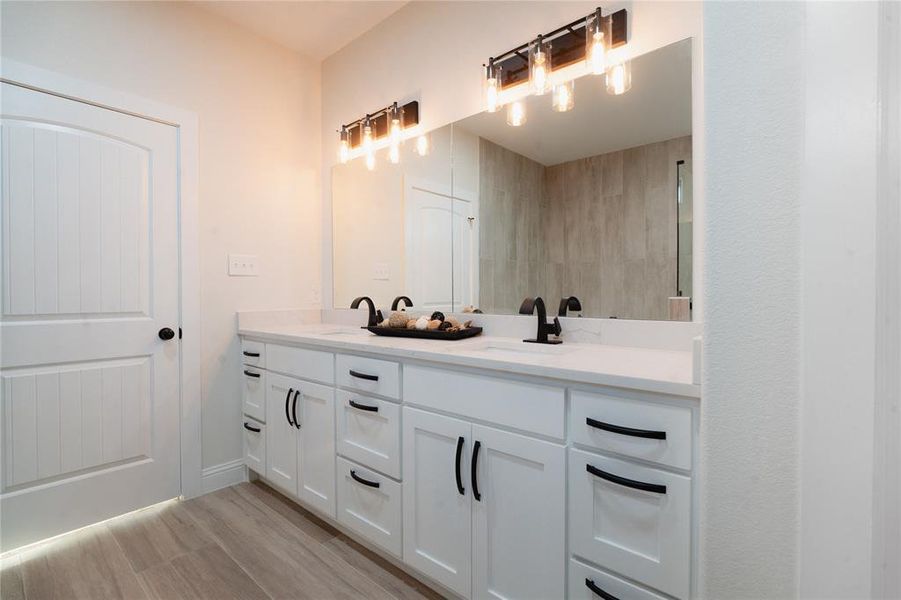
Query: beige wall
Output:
[[0, 1, 322, 470], [479, 136, 691, 320]]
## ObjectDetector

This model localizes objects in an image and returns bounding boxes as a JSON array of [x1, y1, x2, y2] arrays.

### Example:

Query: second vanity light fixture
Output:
[[484, 7, 631, 125], [338, 100, 422, 170]]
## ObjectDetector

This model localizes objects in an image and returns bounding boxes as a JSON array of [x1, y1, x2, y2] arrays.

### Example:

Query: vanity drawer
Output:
[[336, 456, 403, 558], [242, 366, 266, 422], [404, 365, 565, 439], [571, 391, 692, 470], [242, 340, 265, 367], [336, 390, 401, 479], [243, 418, 266, 475], [336, 355, 400, 400], [266, 343, 334, 384], [569, 559, 668, 600], [569, 448, 691, 599]]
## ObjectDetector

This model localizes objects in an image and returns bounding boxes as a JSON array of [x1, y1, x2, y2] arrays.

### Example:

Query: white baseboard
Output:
[[200, 459, 247, 494]]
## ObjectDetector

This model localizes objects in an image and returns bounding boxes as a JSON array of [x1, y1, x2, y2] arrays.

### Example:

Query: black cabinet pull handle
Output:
[[586, 417, 666, 440], [292, 390, 300, 429], [586, 463, 667, 494], [585, 578, 620, 600], [242, 351, 260, 357], [471, 440, 482, 501], [350, 470, 380, 488], [349, 369, 379, 382], [243, 369, 260, 378], [349, 399, 379, 413], [243, 422, 261, 433], [285, 388, 294, 427], [455, 436, 465, 495]]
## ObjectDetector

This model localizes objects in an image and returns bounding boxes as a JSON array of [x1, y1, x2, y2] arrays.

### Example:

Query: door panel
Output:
[[471, 424, 566, 600], [402, 407, 472, 598], [0, 82, 180, 551], [265, 373, 299, 495], [297, 380, 336, 517]]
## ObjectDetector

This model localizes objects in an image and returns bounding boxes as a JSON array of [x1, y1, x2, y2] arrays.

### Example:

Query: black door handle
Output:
[[586, 463, 667, 494], [455, 436, 465, 495], [471, 440, 482, 501], [292, 390, 300, 429], [158, 327, 175, 341], [349, 399, 379, 412], [349, 369, 379, 382], [242, 350, 260, 357], [586, 417, 666, 440], [285, 388, 294, 426], [243, 422, 261, 433], [585, 578, 620, 600], [350, 470, 381, 488], [243, 370, 260, 378]]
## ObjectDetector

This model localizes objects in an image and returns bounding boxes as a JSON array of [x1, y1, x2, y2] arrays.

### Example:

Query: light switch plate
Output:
[[228, 254, 259, 277], [372, 262, 390, 281]]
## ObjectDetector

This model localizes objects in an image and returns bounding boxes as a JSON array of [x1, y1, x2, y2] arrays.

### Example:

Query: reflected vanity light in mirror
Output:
[[414, 133, 430, 156], [606, 59, 632, 95], [507, 100, 527, 126], [552, 80, 574, 112]]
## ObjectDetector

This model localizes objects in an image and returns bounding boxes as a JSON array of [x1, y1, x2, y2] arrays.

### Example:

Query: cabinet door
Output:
[[296, 380, 336, 518], [403, 407, 472, 598], [471, 424, 565, 600], [265, 372, 299, 495], [242, 366, 266, 422]]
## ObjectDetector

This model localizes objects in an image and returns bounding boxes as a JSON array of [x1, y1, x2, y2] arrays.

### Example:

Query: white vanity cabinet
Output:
[[402, 406, 566, 600]]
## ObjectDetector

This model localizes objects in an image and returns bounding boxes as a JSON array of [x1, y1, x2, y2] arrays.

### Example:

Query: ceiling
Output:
[[192, 1, 408, 60], [456, 39, 692, 166]]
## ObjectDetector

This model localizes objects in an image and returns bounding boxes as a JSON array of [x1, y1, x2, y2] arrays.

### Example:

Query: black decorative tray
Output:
[[366, 326, 483, 341]]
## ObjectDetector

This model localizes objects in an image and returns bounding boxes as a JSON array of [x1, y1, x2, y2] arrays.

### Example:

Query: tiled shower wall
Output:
[[478, 135, 692, 320]]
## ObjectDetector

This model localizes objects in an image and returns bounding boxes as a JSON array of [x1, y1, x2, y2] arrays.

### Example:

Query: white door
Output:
[[296, 379, 336, 518], [405, 186, 454, 312], [0, 83, 181, 551], [402, 407, 472, 598], [471, 424, 566, 600], [265, 373, 299, 495], [451, 197, 477, 311]]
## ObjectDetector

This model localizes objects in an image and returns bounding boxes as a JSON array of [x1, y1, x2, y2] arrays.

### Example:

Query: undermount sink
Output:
[[461, 340, 575, 356]]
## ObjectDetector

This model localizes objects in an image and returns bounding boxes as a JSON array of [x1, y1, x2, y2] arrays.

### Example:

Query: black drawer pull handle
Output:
[[285, 388, 294, 427], [586, 463, 667, 494], [242, 351, 260, 357], [349, 369, 379, 382], [349, 399, 379, 413], [243, 422, 261, 433], [471, 440, 482, 501], [586, 417, 666, 440], [292, 390, 300, 429], [243, 370, 261, 378], [585, 578, 620, 600], [455, 436, 465, 495], [350, 470, 380, 488]]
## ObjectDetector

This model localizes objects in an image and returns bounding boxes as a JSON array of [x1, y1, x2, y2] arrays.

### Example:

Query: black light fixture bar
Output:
[[342, 100, 419, 149], [489, 8, 628, 89]]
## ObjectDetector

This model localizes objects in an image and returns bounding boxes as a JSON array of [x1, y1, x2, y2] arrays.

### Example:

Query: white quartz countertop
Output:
[[238, 324, 700, 399]]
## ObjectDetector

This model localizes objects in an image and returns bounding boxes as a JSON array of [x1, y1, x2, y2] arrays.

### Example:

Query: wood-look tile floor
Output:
[[0, 482, 444, 600]]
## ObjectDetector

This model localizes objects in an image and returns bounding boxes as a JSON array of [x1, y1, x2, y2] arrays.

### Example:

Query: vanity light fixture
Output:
[[586, 7, 606, 75], [529, 35, 551, 96], [484, 58, 501, 113], [606, 59, 632, 95], [552, 80, 574, 112], [507, 100, 527, 126], [336, 100, 420, 170]]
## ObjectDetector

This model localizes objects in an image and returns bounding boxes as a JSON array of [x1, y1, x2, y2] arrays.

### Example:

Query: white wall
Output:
[[0, 1, 322, 470]]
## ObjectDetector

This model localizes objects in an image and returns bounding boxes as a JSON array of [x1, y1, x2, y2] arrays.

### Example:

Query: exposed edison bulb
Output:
[[338, 127, 349, 164], [606, 60, 632, 95], [362, 117, 375, 169], [529, 36, 551, 96], [484, 59, 501, 113], [585, 10, 606, 75], [414, 134, 430, 156], [506, 100, 526, 127], [552, 80, 574, 113], [389, 117, 402, 164]]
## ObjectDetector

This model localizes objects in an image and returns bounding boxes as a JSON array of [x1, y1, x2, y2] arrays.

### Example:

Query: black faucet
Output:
[[391, 296, 413, 311], [350, 296, 383, 328], [519, 297, 563, 344], [558, 296, 582, 317]]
